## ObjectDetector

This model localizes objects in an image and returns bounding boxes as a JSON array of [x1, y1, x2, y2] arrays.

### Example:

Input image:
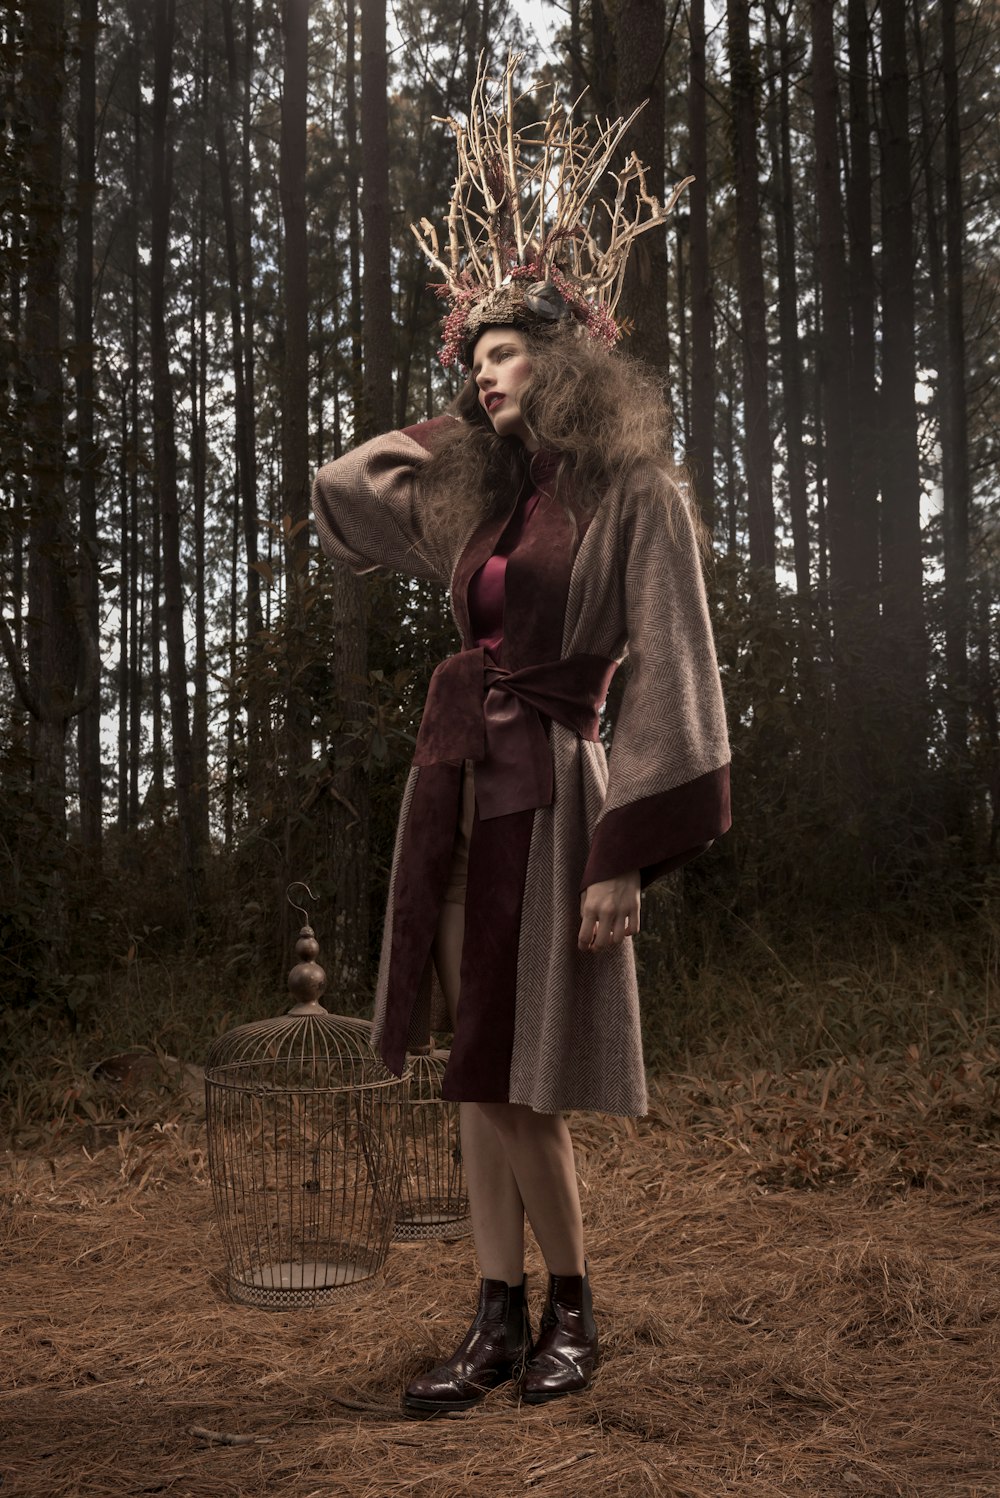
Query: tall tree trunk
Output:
[[128, 22, 143, 831], [845, 0, 880, 621], [150, 0, 204, 914], [149, 497, 164, 826], [217, 0, 266, 825], [674, 218, 688, 443], [940, 0, 970, 765], [280, 0, 313, 913], [727, 0, 775, 572], [569, 0, 584, 104], [810, 296, 829, 600], [190, 14, 210, 846], [811, 0, 860, 662], [687, 0, 715, 529], [591, 0, 617, 118], [973, 582, 998, 859], [613, 0, 669, 373], [765, 0, 810, 604], [75, 0, 101, 856], [721, 278, 739, 556], [116, 386, 129, 830], [21, 0, 74, 850], [312, 0, 396, 995], [360, 0, 392, 436], [225, 475, 240, 852], [345, 0, 364, 434], [4, 0, 98, 973], [811, 0, 879, 875], [3, 8, 26, 676], [879, 0, 928, 767]]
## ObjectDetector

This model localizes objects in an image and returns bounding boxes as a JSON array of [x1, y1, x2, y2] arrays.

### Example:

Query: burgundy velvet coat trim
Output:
[[579, 762, 732, 892]]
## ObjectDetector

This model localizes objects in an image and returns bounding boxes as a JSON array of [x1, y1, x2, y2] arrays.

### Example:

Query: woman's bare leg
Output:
[[432, 899, 525, 1284], [434, 902, 584, 1278], [424, 766, 594, 1409], [477, 1103, 585, 1277]]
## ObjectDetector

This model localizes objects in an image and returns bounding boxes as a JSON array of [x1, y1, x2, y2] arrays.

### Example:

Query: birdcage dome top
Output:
[[205, 1011, 397, 1091], [204, 923, 401, 1093]]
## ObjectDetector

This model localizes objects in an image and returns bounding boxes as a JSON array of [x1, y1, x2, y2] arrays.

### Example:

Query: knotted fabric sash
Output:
[[413, 646, 619, 820]]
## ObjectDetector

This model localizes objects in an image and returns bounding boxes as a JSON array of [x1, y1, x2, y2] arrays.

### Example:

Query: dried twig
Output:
[[187, 1425, 273, 1447], [410, 50, 692, 318], [524, 1448, 596, 1485]]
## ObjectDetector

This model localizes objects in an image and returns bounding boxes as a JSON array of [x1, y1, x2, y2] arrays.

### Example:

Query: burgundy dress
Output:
[[468, 452, 557, 666], [441, 456, 556, 897]]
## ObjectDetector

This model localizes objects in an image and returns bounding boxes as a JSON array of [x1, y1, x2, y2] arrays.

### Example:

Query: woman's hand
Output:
[[578, 870, 641, 953]]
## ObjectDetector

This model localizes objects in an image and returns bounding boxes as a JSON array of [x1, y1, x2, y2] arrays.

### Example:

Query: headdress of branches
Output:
[[412, 51, 694, 368]]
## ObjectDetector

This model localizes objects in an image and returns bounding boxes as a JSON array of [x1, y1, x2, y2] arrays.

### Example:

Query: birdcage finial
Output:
[[284, 883, 328, 1016]]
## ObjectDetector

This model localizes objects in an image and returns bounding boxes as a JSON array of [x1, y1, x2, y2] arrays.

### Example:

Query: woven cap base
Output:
[[461, 279, 579, 365]]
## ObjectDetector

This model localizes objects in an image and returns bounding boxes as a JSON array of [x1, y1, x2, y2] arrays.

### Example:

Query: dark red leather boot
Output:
[[403, 1276, 533, 1416], [520, 1267, 598, 1403]]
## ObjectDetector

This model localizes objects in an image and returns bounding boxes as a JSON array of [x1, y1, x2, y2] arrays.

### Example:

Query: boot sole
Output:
[[403, 1399, 482, 1417]]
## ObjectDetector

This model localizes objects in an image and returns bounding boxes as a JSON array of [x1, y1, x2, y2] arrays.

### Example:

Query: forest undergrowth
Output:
[[2, 870, 998, 1162]]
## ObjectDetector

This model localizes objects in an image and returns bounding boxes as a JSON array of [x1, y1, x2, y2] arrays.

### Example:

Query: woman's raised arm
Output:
[[310, 417, 455, 584]]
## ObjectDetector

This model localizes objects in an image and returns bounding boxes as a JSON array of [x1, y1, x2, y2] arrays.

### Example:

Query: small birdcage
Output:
[[393, 1045, 471, 1241], [205, 891, 406, 1308]]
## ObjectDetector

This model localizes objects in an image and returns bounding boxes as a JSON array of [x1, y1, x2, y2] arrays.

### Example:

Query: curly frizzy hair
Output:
[[415, 323, 711, 563]]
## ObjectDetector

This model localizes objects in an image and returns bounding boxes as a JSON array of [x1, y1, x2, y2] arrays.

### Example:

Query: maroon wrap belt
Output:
[[412, 646, 619, 820]]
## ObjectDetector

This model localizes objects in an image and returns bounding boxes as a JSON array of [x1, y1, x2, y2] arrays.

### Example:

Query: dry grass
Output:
[[3, 1042, 1000, 1498]]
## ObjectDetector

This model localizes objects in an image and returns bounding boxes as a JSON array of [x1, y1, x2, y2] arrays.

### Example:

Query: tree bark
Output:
[[613, 0, 670, 373], [3, 8, 26, 675], [224, 475, 240, 852], [879, 0, 928, 762], [280, 0, 313, 917], [128, 44, 143, 834], [345, 0, 364, 435], [845, 0, 880, 619], [11, 0, 98, 972], [75, 0, 102, 856], [811, 0, 859, 650], [360, 0, 393, 436], [215, 0, 266, 823], [116, 384, 129, 832], [150, 0, 204, 914], [727, 0, 775, 572], [190, 13, 210, 846], [940, 0, 970, 762], [765, 0, 810, 603], [687, 0, 715, 529]]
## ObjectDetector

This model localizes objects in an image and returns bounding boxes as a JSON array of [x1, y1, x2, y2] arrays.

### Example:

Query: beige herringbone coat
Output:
[[311, 420, 731, 1115]]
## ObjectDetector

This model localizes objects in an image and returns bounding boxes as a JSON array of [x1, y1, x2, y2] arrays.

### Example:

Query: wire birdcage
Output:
[[393, 1045, 471, 1241], [205, 896, 407, 1309]]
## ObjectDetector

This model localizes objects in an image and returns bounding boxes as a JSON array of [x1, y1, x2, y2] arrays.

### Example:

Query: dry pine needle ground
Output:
[[2, 1054, 1000, 1498]]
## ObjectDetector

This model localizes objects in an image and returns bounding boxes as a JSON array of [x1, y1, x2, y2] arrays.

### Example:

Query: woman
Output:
[[310, 303, 731, 1414]]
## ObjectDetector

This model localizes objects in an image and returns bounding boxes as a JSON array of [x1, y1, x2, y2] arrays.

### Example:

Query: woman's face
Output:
[[471, 327, 538, 451]]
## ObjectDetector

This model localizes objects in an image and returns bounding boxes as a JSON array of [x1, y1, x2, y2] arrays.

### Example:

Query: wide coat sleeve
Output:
[[579, 468, 732, 894], [310, 418, 454, 584]]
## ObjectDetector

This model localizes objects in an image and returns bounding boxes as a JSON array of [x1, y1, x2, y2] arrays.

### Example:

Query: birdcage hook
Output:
[[286, 881, 318, 927]]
